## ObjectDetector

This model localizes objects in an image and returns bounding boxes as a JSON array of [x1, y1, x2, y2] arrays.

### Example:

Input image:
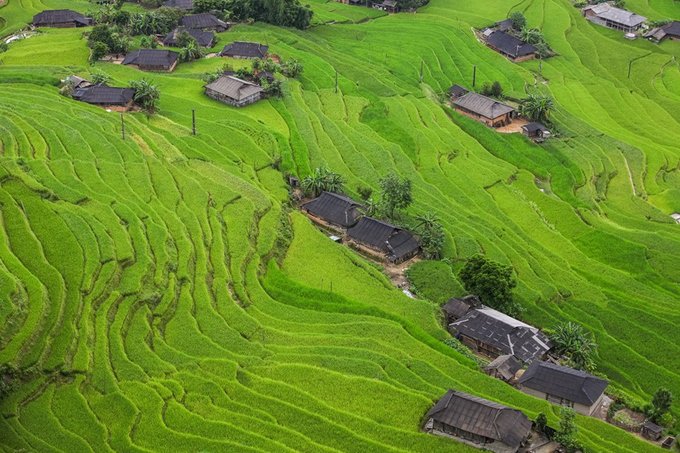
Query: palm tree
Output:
[[520, 27, 544, 45], [179, 40, 204, 62], [549, 322, 597, 371], [300, 167, 344, 197], [129, 79, 160, 113], [520, 93, 554, 122]]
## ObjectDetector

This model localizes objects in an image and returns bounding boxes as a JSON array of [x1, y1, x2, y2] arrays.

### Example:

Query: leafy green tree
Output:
[[263, 78, 283, 98], [378, 173, 412, 219], [480, 81, 502, 97], [90, 70, 110, 85], [140, 35, 158, 49], [301, 167, 344, 197], [459, 255, 519, 315], [520, 93, 554, 122], [362, 198, 380, 217], [414, 212, 445, 259], [0, 42, 8, 53], [650, 388, 673, 422], [535, 412, 548, 435], [129, 79, 160, 113], [509, 11, 526, 31], [90, 41, 109, 62], [282, 59, 303, 78], [520, 27, 545, 45], [554, 407, 582, 452], [356, 185, 373, 201], [549, 322, 597, 371]]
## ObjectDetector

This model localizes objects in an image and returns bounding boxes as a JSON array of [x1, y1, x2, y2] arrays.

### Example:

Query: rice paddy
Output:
[[0, 0, 679, 450]]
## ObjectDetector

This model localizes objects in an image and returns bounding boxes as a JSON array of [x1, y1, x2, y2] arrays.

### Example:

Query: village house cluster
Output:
[[301, 191, 421, 263]]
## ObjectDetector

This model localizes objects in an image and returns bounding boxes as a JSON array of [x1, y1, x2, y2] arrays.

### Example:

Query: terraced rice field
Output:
[[0, 0, 680, 450]]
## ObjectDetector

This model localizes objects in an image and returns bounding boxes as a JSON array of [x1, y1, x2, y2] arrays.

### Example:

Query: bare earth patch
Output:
[[496, 117, 528, 134]]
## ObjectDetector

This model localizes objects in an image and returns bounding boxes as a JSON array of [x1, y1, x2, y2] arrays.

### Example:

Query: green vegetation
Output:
[[549, 322, 598, 372], [1, 0, 680, 449], [405, 260, 464, 304], [459, 255, 520, 315], [301, 166, 344, 196], [378, 172, 412, 219]]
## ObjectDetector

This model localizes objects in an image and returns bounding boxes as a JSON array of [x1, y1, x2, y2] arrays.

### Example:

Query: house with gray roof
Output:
[[347, 217, 419, 263], [582, 3, 646, 33], [72, 85, 136, 109], [452, 92, 515, 127], [123, 49, 179, 72], [448, 306, 550, 363], [163, 0, 193, 10], [484, 355, 522, 382], [33, 10, 92, 28], [424, 390, 532, 452], [442, 295, 480, 324], [301, 192, 362, 229], [483, 30, 537, 61], [518, 361, 608, 416], [163, 27, 215, 48], [180, 13, 229, 32], [220, 42, 269, 59], [204, 75, 264, 107]]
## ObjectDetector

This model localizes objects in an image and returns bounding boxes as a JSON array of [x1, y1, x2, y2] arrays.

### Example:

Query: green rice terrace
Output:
[[1, 0, 680, 450]]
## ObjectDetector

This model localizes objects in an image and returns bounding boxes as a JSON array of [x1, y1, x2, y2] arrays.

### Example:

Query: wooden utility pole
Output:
[[472, 65, 477, 87], [120, 113, 125, 140], [335, 69, 338, 94], [192, 109, 196, 136], [627, 60, 633, 79], [419, 60, 424, 83]]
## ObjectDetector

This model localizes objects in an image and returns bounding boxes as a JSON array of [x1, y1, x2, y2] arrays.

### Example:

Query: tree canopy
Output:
[[458, 255, 519, 315], [548, 321, 597, 371], [378, 173, 412, 219]]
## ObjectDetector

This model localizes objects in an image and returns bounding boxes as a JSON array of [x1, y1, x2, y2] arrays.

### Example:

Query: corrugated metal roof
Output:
[[485, 30, 536, 58], [453, 92, 515, 120], [180, 13, 228, 30], [205, 75, 264, 101]]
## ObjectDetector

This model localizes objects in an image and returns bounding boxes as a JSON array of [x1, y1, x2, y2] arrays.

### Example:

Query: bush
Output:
[[480, 81, 502, 98], [356, 185, 373, 201], [459, 255, 520, 316], [0, 42, 8, 53], [405, 260, 464, 304], [509, 11, 526, 31]]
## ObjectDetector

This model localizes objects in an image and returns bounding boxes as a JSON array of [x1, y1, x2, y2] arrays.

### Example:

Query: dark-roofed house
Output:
[[163, 0, 193, 10], [64, 75, 92, 90], [163, 27, 215, 48], [453, 92, 515, 127], [495, 18, 514, 32], [449, 306, 550, 363], [123, 49, 179, 72], [645, 21, 680, 43], [642, 421, 664, 441], [180, 13, 229, 32], [33, 10, 92, 28], [582, 3, 646, 33], [72, 85, 136, 109], [424, 390, 532, 452], [483, 30, 537, 62], [448, 84, 469, 99], [220, 41, 269, 59], [484, 355, 522, 382], [347, 217, 419, 263], [518, 361, 608, 416], [442, 295, 480, 324], [373, 0, 398, 13], [301, 192, 361, 229], [204, 75, 264, 107], [521, 122, 551, 141]]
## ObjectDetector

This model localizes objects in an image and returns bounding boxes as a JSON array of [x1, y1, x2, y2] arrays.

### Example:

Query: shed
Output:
[[641, 421, 664, 441], [204, 75, 264, 107], [582, 3, 646, 33], [180, 13, 229, 32], [449, 306, 550, 363], [521, 122, 550, 140], [484, 30, 537, 61], [64, 75, 92, 90], [347, 217, 419, 263], [448, 84, 469, 99], [441, 295, 480, 324], [453, 92, 515, 127], [220, 41, 269, 59], [484, 355, 522, 382], [424, 390, 532, 452], [518, 361, 608, 416], [123, 49, 179, 72], [645, 21, 680, 43], [33, 10, 92, 28], [72, 85, 136, 108], [163, 0, 194, 9], [301, 191, 362, 229], [163, 27, 215, 47]]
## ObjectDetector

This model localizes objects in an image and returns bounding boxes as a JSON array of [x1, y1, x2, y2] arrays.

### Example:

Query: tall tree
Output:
[[378, 173, 412, 219], [549, 322, 597, 371], [300, 167, 344, 197], [509, 11, 526, 31], [519, 93, 554, 122], [459, 255, 519, 315], [414, 212, 445, 259], [651, 388, 673, 422], [129, 79, 160, 113]]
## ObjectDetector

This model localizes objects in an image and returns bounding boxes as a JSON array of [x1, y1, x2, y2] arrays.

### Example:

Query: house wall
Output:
[[205, 88, 262, 107], [458, 335, 502, 359], [455, 107, 512, 127], [518, 387, 601, 416]]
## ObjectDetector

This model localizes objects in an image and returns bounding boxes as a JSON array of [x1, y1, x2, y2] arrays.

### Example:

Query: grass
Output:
[[0, 0, 680, 450]]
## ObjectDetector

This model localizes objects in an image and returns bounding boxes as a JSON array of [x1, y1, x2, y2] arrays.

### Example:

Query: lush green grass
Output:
[[1, 0, 680, 450]]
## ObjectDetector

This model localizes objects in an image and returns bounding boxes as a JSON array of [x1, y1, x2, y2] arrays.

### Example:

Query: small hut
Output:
[[484, 355, 522, 382], [641, 421, 664, 441]]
